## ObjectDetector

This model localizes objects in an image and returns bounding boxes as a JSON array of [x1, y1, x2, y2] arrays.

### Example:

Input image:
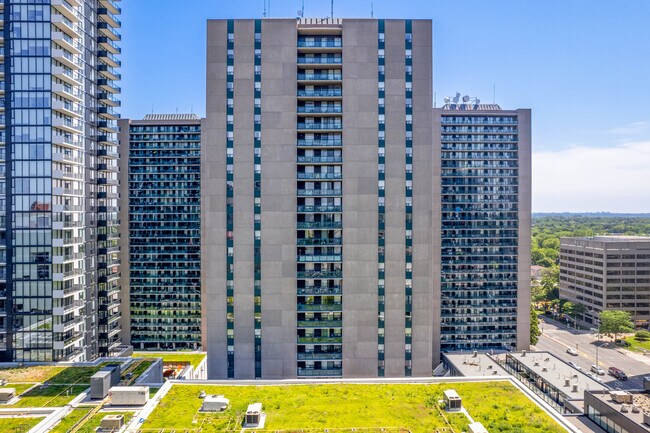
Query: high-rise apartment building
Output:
[[560, 236, 650, 327], [433, 102, 531, 352], [118, 114, 202, 350], [0, 0, 122, 361], [203, 18, 436, 379]]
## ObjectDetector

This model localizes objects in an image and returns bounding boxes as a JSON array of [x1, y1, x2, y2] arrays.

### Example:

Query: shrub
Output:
[[635, 330, 650, 341]]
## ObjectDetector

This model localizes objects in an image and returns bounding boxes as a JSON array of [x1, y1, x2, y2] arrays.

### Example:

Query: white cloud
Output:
[[533, 141, 650, 212], [606, 121, 648, 136]]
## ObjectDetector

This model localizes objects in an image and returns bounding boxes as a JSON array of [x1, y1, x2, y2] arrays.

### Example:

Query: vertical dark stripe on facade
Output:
[[253, 18, 262, 379], [377, 19, 385, 377], [404, 19, 413, 376], [225, 19, 235, 378]]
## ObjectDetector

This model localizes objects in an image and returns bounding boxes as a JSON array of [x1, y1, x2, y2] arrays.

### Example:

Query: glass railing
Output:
[[297, 304, 343, 312], [297, 89, 342, 97], [297, 336, 342, 343], [297, 320, 342, 328], [297, 138, 342, 146], [297, 106, 342, 114], [297, 255, 342, 262], [298, 57, 342, 64], [297, 156, 342, 163], [297, 368, 342, 376], [297, 73, 342, 80], [297, 189, 342, 196], [297, 39, 342, 48], [298, 286, 342, 295], [98, 8, 121, 27], [297, 270, 342, 278], [297, 205, 342, 212], [297, 172, 342, 180], [297, 238, 342, 246], [297, 352, 342, 360], [297, 221, 342, 229], [297, 123, 342, 130]]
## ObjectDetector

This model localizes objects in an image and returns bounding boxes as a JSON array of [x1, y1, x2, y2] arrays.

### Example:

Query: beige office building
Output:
[[560, 236, 650, 326]]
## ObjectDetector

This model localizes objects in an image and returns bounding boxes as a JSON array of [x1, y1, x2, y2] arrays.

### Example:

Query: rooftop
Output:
[[563, 235, 650, 243], [442, 352, 509, 377], [442, 103, 503, 111], [142, 113, 200, 121], [507, 351, 608, 399], [589, 390, 650, 429]]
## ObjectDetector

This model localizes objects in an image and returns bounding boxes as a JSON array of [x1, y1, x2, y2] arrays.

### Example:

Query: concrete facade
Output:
[[203, 18, 436, 379], [559, 236, 650, 326]]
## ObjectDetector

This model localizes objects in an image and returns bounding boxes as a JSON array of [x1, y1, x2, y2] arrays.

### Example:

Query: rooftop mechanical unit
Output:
[[109, 386, 149, 406], [443, 389, 462, 412], [610, 391, 633, 404], [100, 414, 125, 430], [201, 395, 230, 412], [0, 388, 16, 403]]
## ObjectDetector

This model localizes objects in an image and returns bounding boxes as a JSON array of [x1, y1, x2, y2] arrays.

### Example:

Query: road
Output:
[[533, 317, 650, 390]]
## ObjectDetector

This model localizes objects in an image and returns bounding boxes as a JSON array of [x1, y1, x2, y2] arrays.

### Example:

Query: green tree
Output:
[[599, 310, 634, 341], [530, 306, 541, 345], [562, 301, 586, 328], [635, 330, 650, 341], [541, 238, 560, 250]]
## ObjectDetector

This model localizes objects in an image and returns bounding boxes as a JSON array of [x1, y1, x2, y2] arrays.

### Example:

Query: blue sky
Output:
[[120, 0, 650, 213]]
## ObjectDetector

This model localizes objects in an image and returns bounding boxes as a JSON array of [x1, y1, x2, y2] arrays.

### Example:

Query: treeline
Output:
[[532, 216, 650, 268]]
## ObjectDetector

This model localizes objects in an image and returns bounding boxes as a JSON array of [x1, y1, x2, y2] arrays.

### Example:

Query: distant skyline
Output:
[[119, 0, 650, 213]]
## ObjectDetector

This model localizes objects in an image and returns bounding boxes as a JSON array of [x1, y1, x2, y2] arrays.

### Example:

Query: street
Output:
[[533, 317, 650, 390]]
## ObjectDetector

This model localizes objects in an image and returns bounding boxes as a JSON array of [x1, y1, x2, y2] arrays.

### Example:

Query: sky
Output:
[[120, 0, 650, 213]]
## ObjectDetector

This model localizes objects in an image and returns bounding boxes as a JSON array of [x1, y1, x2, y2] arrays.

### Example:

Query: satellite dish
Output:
[[462, 95, 470, 102], [452, 92, 460, 103], [444, 97, 451, 104], [475, 99, 480, 105]]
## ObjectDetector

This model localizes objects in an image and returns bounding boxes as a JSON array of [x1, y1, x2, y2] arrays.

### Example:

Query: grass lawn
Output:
[[3, 382, 38, 396], [624, 336, 650, 352], [0, 366, 65, 383], [134, 352, 206, 369], [47, 366, 103, 385], [0, 417, 43, 433], [123, 360, 153, 383], [9, 384, 89, 408], [143, 381, 564, 433], [49, 407, 92, 433]]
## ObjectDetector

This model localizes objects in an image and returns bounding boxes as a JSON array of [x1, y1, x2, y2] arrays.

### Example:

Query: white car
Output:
[[588, 372, 604, 383], [566, 348, 578, 356], [591, 365, 606, 376], [568, 361, 581, 371]]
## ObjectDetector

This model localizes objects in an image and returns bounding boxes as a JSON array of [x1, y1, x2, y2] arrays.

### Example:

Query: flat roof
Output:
[[442, 352, 509, 377], [589, 390, 650, 429], [508, 351, 608, 399], [562, 236, 650, 243]]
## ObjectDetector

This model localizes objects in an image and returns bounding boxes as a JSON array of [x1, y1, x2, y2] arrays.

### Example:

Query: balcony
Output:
[[297, 106, 342, 114], [52, 31, 81, 54], [98, 50, 121, 68], [297, 255, 342, 263], [297, 304, 343, 312], [297, 205, 341, 213], [297, 270, 342, 279], [297, 189, 342, 197], [98, 106, 120, 120], [297, 368, 342, 377], [52, 66, 81, 87], [52, 131, 82, 148], [52, 82, 83, 103], [53, 116, 82, 134], [297, 122, 342, 131], [297, 172, 342, 180], [98, 78, 121, 94], [52, 99, 82, 118], [98, 22, 121, 41], [297, 238, 342, 246], [297, 352, 342, 360], [52, 0, 81, 22], [298, 286, 342, 295], [297, 72, 342, 82], [297, 56, 342, 65], [52, 151, 83, 165], [297, 156, 342, 164], [297, 89, 342, 98], [297, 221, 342, 229], [52, 48, 82, 70], [297, 138, 342, 147], [52, 15, 80, 39], [99, 0, 121, 15], [297, 320, 342, 328], [98, 148, 119, 159], [297, 336, 342, 344], [98, 8, 121, 28], [97, 92, 121, 107], [52, 236, 83, 247], [97, 64, 121, 81]]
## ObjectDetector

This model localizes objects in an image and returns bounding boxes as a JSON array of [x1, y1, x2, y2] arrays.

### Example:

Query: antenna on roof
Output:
[[371, 2, 374, 18], [331, 0, 334, 18], [493, 84, 496, 104], [301, 0, 305, 17]]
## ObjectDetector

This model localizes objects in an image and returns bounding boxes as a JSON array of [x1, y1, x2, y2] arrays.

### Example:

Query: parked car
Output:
[[591, 365, 605, 375], [608, 366, 628, 380], [566, 348, 578, 356], [568, 361, 582, 371]]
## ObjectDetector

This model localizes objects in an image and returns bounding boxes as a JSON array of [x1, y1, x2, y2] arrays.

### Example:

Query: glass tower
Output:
[[0, 0, 122, 362], [120, 114, 201, 350]]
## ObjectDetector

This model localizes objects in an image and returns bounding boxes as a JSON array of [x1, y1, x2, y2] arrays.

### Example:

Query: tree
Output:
[[635, 330, 650, 341], [562, 301, 586, 328], [599, 310, 634, 341], [530, 306, 541, 345]]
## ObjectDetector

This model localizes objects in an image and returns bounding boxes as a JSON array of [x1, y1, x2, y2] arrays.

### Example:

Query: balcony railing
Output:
[[297, 189, 342, 197], [297, 270, 342, 279], [297, 205, 342, 213], [297, 73, 342, 80], [297, 255, 342, 262], [297, 221, 342, 229], [297, 336, 342, 344], [297, 352, 342, 360], [297, 106, 342, 114], [297, 304, 343, 312], [297, 368, 342, 377], [298, 57, 342, 64], [297, 138, 342, 147], [297, 89, 342, 97], [297, 172, 342, 180], [297, 122, 342, 130]]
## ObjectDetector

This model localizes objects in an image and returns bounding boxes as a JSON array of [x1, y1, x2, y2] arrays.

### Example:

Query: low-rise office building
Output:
[[559, 236, 650, 327], [585, 389, 650, 433]]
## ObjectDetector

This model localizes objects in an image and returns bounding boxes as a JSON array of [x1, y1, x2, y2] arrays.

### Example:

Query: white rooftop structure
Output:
[[142, 113, 200, 121]]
